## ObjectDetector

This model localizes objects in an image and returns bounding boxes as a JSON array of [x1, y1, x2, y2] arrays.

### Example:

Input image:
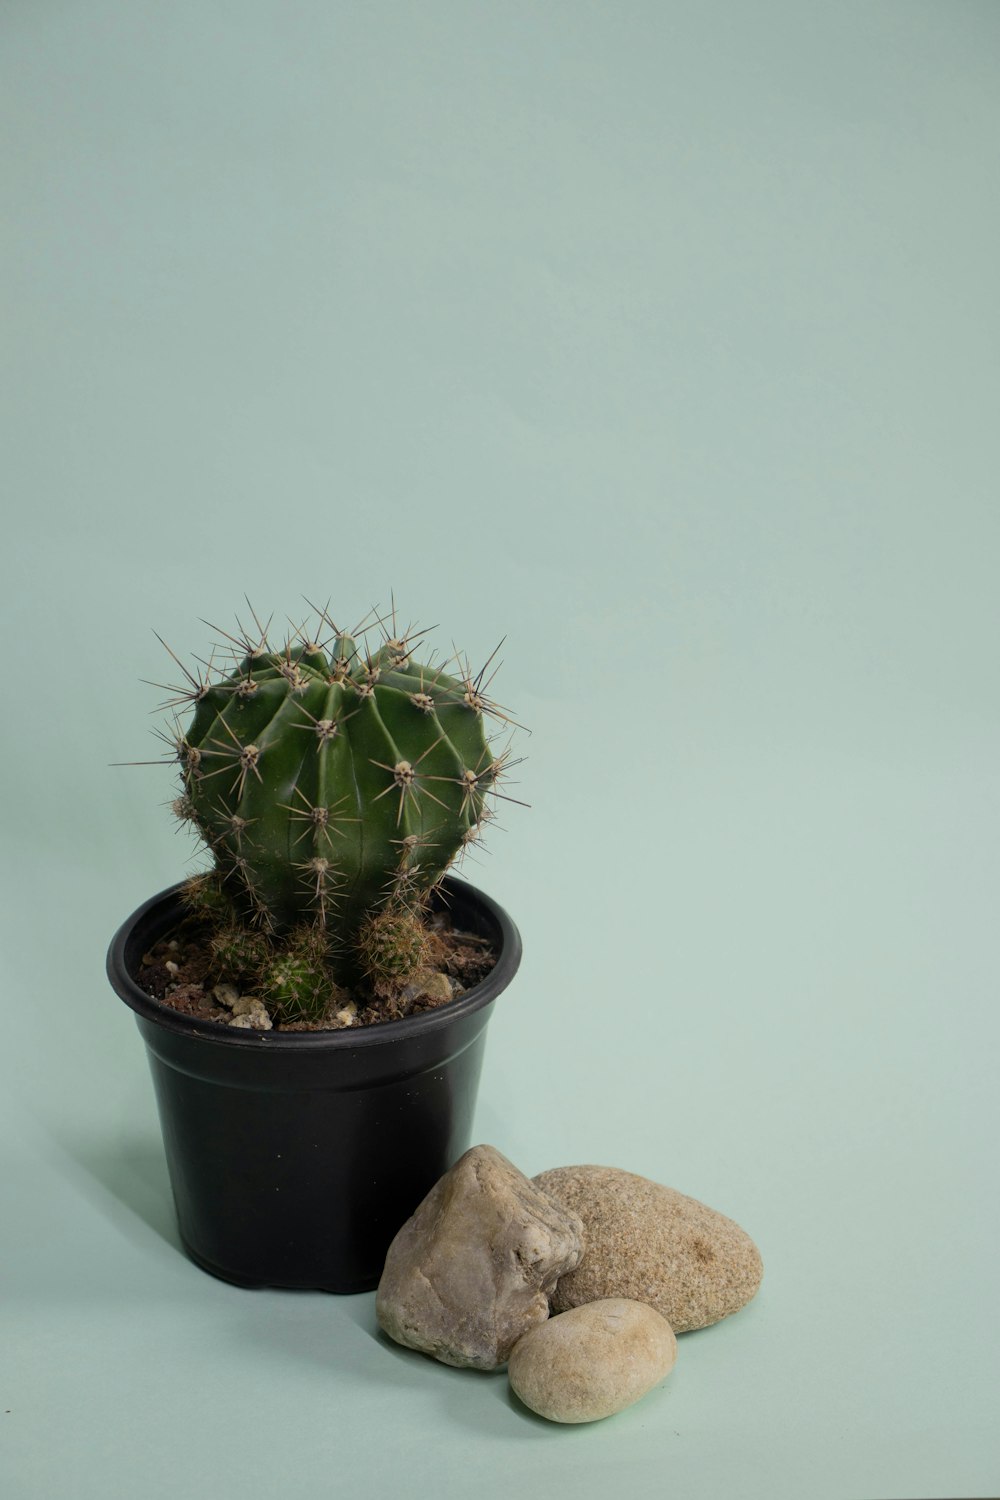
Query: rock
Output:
[[212, 983, 240, 1008], [230, 994, 267, 1018], [534, 1166, 762, 1333], [227, 999, 273, 1030], [508, 1298, 677, 1423], [376, 1145, 585, 1369], [401, 968, 454, 1006]]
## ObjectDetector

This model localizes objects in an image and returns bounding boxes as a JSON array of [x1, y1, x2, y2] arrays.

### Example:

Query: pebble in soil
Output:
[[137, 913, 497, 1031]]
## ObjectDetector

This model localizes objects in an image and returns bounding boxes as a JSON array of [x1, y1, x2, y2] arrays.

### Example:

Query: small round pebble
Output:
[[508, 1298, 677, 1424]]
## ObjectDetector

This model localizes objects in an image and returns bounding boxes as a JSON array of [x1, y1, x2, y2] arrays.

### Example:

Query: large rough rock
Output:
[[534, 1165, 762, 1333], [508, 1298, 677, 1424], [376, 1145, 585, 1369]]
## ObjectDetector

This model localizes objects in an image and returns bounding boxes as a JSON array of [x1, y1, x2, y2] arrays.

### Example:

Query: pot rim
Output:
[[106, 874, 521, 1052]]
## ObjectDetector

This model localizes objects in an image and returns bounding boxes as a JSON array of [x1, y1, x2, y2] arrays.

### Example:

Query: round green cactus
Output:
[[259, 925, 339, 1022], [355, 908, 431, 996], [162, 605, 519, 971], [209, 922, 273, 982]]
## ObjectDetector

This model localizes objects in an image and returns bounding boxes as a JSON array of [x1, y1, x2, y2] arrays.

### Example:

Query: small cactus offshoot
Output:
[[208, 923, 273, 983], [356, 909, 431, 997], [260, 925, 340, 1024], [144, 601, 522, 1025]]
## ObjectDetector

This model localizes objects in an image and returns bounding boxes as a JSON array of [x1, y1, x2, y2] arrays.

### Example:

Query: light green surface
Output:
[[2, 3, 999, 1496]]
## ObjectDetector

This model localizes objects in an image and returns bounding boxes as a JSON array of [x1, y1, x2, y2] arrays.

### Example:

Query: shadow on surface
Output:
[[240, 1289, 521, 1436], [48, 1126, 182, 1254]]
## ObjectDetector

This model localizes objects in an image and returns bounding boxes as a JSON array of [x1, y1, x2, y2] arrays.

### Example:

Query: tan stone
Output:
[[534, 1165, 762, 1333], [227, 999, 272, 1030], [376, 1145, 585, 1369], [402, 968, 454, 1005], [508, 1298, 677, 1424]]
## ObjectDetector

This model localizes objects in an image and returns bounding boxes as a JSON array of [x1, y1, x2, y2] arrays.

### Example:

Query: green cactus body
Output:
[[180, 631, 497, 942], [356, 908, 431, 994], [209, 923, 273, 982], [260, 925, 341, 1022]]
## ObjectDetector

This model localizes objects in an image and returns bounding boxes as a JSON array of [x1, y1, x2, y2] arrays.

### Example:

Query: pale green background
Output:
[[2, 2, 998, 1496]]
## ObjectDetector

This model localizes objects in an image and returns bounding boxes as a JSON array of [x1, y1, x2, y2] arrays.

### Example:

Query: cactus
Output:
[[152, 604, 520, 1019], [258, 924, 340, 1023], [209, 923, 273, 983], [355, 908, 431, 996]]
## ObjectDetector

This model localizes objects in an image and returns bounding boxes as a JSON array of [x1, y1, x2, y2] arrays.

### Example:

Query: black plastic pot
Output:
[[106, 876, 521, 1293]]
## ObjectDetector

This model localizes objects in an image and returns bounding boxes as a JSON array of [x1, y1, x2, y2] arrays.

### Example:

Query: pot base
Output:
[[179, 1236, 379, 1294]]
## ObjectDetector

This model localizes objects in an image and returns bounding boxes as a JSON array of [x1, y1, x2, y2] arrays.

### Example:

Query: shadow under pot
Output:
[[106, 875, 521, 1293]]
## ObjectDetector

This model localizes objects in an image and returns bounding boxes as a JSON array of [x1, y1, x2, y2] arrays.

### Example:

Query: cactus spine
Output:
[[157, 605, 518, 1018]]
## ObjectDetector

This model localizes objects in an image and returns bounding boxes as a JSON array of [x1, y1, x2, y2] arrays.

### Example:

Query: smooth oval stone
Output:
[[509, 1298, 677, 1423], [534, 1165, 762, 1333], [376, 1146, 585, 1370]]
